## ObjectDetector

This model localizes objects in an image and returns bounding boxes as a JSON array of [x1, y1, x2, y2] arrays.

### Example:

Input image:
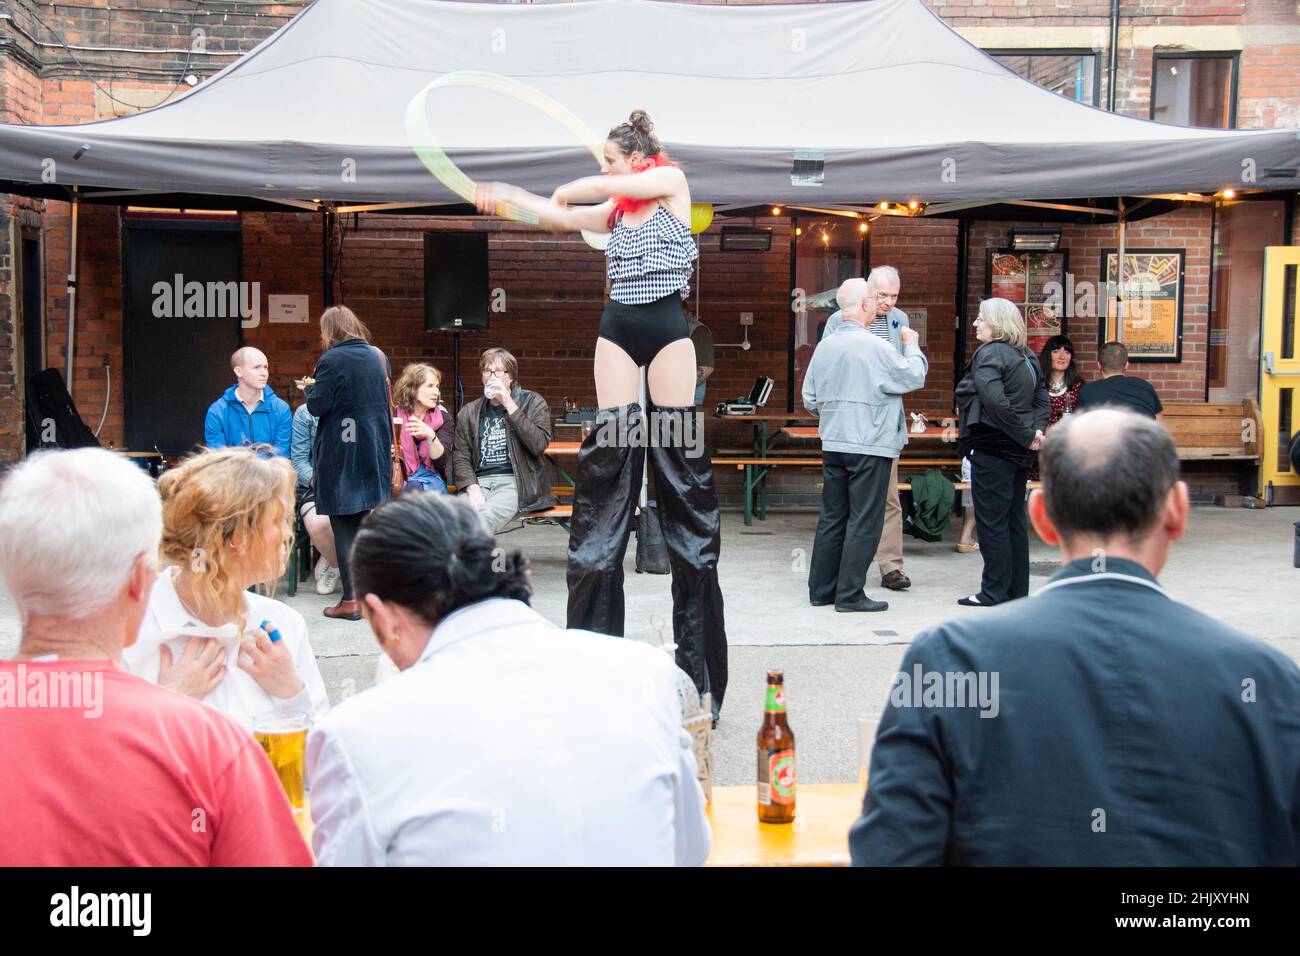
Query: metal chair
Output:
[[285, 490, 317, 597]]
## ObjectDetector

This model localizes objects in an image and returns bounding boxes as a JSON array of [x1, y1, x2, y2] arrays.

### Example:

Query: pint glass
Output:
[[253, 712, 307, 813]]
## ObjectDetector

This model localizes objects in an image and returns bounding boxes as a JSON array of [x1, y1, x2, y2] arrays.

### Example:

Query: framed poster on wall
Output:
[[1099, 248, 1184, 362], [986, 250, 1068, 354]]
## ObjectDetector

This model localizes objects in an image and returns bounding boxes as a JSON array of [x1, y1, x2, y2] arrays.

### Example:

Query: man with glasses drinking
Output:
[[452, 348, 555, 533], [821, 266, 914, 592]]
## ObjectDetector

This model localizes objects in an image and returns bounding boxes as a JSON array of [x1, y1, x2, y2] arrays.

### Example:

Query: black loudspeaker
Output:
[[424, 232, 489, 332]]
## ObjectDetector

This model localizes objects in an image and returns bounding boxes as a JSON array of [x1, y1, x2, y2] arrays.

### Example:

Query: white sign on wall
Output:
[[268, 294, 310, 324], [903, 307, 927, 346]]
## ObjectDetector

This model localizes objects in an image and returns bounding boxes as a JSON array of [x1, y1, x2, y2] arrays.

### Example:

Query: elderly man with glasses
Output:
[[821, 265, 915, 592]]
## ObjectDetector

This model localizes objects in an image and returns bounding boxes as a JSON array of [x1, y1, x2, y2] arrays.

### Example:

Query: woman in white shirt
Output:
[[307, 493, 710, 866], [123, 446, 329, 730]]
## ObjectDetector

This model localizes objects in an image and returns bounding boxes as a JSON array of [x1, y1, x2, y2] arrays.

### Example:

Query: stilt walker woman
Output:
[[476, 110, 727, 722]]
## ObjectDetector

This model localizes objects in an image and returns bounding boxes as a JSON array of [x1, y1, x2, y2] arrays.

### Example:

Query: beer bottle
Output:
[[756, 670, 796, 824]]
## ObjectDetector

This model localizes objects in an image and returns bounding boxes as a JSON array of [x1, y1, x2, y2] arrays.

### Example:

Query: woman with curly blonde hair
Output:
[[392, 362, 453, 494], [122, 445, 329, 729]]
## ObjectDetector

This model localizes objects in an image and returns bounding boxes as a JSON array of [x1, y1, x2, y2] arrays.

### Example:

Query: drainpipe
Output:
[[65, 187, 80, 390], [1106, 0, 1121, 112]]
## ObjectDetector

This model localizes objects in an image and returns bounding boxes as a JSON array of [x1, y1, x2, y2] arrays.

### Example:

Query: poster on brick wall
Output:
[[1100, 249, 1184, 362], [986, 250, 1067, 354]]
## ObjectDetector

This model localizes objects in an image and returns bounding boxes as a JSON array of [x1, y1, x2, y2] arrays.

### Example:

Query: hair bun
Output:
[[628, 109, 653, 134]]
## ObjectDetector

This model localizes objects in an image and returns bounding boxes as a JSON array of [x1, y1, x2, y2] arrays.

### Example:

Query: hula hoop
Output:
[[404, 71, 610, 247]]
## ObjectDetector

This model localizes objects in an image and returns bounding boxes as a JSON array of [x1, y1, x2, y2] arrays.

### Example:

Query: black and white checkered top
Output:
[[605, 205, 697, 305]]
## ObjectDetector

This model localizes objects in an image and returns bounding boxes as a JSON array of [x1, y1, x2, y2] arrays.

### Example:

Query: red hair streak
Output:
[[607, 152, 679, 228]]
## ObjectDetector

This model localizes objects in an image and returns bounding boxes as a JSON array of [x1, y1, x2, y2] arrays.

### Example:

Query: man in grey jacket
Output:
[[822, 266, 913, 592], [804, 278, 927, 612]]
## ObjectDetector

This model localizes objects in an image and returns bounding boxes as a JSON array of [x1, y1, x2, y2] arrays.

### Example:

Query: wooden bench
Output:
[[447, 484, 574, 497], [1161, 400, 1262, 462], [521, 505, 573, 525], [715, 456, 969, 526]]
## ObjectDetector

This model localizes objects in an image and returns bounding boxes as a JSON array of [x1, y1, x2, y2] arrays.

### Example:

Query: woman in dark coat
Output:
[[955, 298, 1050, 608], [305, 305, 392, 620]]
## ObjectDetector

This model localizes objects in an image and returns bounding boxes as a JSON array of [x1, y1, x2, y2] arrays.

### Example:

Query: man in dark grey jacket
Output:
[[453, 348, 554, 533], [851, 408, 1300, 865]]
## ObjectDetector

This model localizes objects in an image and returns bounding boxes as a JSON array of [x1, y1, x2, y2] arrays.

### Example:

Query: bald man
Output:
[[803, 278, 926, 612], [851, 408, 1300, 865], [203, 346, 293, 457]]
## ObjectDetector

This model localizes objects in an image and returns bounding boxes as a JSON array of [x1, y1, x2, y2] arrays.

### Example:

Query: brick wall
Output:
[[0, 0, 308, 463], [0, 50, 43, 462], [965, 206, 1215, 402]]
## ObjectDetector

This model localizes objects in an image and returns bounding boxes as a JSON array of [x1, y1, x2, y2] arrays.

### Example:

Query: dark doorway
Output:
[[21, 236, 42, 383], [123, 219, 242, 456]]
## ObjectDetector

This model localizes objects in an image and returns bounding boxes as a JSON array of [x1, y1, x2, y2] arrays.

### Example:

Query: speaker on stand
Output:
[[425, 232, 490, 418]]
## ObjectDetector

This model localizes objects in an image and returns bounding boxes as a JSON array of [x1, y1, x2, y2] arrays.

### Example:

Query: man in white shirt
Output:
[[307, 493, 711, 866]]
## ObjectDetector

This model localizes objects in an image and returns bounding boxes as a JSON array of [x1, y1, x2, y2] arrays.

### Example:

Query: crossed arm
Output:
[[475, 166, 686, 234]]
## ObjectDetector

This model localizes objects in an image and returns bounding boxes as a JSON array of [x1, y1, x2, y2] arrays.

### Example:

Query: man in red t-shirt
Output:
[[0, 449, 311, 867]]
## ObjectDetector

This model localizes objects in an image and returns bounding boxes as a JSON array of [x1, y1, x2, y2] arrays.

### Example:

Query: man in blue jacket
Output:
[[850, 407, 1300, 865], [203, 347, 292, 457]]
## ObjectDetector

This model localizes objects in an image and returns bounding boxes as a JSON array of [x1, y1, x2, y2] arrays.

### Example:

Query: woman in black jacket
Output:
[[304, 305, 392, 620], [955, 298, 1050, 607]]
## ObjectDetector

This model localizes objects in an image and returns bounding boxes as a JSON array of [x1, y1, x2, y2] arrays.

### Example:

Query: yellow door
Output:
[[1259, 245, 1300, 503]]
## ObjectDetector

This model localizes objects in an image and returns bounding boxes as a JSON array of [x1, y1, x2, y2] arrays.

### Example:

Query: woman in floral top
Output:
[[1029, 335, 1085, 481]]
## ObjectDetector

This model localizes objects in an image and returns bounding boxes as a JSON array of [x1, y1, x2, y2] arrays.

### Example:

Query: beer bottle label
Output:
[[765, 686, 786, 713], [756, 748, 796, 806]]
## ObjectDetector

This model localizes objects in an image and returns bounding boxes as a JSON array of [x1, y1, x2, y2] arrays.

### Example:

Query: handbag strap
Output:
[[1024, 353, 1038, 386]]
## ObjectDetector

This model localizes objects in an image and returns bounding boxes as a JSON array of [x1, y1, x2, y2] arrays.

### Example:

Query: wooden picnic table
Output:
[[713, 413, 817, 519], [544, 440, 581, 490], [781, 424, 953, 442], [298, 782, 864, 866], [705, 783, 862, 867]]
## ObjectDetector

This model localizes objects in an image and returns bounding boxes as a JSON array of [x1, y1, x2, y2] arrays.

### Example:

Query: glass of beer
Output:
[[253, 712, 308, 814], [857, 711, 883, 794]]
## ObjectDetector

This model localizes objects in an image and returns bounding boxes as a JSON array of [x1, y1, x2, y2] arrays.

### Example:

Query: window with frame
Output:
[[1151, 52, 1238, 129], [987, 50, 1100, 106]]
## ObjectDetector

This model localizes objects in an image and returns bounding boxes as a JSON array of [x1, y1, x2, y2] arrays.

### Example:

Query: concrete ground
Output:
[[2, 505, 1298, 788]]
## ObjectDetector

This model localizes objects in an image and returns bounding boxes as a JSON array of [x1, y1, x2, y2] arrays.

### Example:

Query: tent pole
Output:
[[65, 186, 80, 391], [321, 205, 335, 308], [1115, 198, 1127, 340], [639, 368, 649, 510], [954, 215, 968, 394]]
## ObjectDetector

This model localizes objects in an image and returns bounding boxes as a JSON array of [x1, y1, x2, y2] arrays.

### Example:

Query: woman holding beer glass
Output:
[[122, 445, 330, 730], [392, 362, 453, 494]]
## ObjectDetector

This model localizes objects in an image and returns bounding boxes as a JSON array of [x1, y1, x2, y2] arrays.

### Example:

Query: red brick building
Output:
[[2, 0, 1297, 504]]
